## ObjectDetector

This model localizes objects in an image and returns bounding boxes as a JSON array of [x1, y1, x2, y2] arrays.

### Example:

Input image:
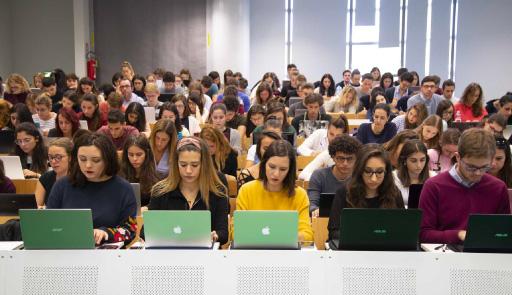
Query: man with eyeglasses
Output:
[[307, 135, 362, 218], [407, 76, 444, 116], [419, 128, 511, 245], [119, 78, 144, 109]]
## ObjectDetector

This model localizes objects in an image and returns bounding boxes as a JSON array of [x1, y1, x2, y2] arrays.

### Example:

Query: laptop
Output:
[[233, 210, 299, 250], [319, 193, 335, 217], [143, 210, 212, 249], [288, 97, 302, 107], [252, 131, 295, 146], [144, 107, 157, 124], [407, 184, 423, 209], [0, 156, 25, 179], [331, 208, 422, 251], [0, 194, 37, 215], [130, 183, 141, 215], [449, 214, 512, 253], [158, 93, 175, 102], [19, 209, 95, 250], [0, 130, 15, 154]]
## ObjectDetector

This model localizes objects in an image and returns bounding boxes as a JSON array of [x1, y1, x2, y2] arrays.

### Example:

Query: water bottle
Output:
[[454, 110, 462, 122]]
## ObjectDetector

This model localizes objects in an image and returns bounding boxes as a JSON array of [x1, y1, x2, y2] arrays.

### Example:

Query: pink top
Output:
[[453, 102, 488, 122], [427, 149, 453, 172]]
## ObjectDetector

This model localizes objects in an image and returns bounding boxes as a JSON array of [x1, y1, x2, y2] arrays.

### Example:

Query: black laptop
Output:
[[449, 214, 512, 253], [407, 184, 423, 209], [0, 130, 15, 154], [158, 93, 176, 102], [330, 208, 422, 251], [319, 193, 335, 217], [0, 194, 38, 215]]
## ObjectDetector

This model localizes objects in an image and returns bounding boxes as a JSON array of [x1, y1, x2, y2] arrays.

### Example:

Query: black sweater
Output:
[[147, 188, 229, 245]]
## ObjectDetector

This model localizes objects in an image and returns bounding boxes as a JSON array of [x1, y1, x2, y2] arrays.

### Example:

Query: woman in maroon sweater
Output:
[[419, 128, 511, 244]]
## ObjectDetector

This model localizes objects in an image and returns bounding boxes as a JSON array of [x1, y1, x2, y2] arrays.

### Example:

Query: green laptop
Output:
[[143, 211, 212, 249], [233, 210, 299, 250], [456, 214, 512, 253], [19, 209, 95, 250], [332, 208, 422, 251]]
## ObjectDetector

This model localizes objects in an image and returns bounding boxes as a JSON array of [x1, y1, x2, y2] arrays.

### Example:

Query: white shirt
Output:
[[32, 113, 56, 132], [297, 129, 329, 156], [122, 93, 145, 108], [247, 144, 257, 162], [187, 115, 202, 135], [298, 150, 334, 181]]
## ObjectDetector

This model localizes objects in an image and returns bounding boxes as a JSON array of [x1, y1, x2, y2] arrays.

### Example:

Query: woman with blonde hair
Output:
[[200, 125, 238, 177], [4, 73, 31, 105], [149, 119, 178, 178], [416, 115, 443, 149], [120, 61, 135, 81], [32, 72, 44, 89], [325, 85, 358, 113], [149, 137, 229, 245]]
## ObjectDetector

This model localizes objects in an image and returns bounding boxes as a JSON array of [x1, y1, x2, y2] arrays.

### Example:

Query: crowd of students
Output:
[[0, 62, 511, 247]]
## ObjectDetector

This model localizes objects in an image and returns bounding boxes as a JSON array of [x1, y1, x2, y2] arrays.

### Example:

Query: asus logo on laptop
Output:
[[495, 233, 509, 238], [373, 229, 387, 234], [51, 228, 63, 232]]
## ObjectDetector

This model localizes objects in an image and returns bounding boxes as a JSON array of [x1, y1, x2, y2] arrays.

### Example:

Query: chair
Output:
[[296, 180, 309, 190], [12, 179, 38, 194], [243, 136, 252, 152], [312, 217, 329, 250], [296, 136, 305, 147], [237, 154, 247, 170], [297, 155, 315, 171]]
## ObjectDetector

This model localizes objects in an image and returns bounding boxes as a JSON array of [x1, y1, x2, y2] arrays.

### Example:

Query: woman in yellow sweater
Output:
[[237, 140, 313, 242]]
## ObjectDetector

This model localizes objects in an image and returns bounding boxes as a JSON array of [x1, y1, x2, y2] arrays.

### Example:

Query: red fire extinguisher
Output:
[[86, 51, 97, 81]]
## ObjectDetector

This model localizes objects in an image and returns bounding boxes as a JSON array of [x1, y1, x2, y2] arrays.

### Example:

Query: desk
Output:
[[0, 249, 511, 294], [348, 119, 370, 131]]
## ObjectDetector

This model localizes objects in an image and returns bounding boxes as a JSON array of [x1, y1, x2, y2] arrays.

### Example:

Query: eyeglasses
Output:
[[422, 84, 436, 89], [459, 159, 491, 174], [334, 156, 355, 163], [496, 137, 508, 148], [15, 138, 34, 146], [48, 154, 66, 162], [363, 169, 386, 178]]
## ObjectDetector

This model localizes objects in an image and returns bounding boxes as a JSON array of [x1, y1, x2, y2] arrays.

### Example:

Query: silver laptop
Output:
[[130, 183, 141, 215], [0, 156, 25, 179], [143, 211, 212, 249]]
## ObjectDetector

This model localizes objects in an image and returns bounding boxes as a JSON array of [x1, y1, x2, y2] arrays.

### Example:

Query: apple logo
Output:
[[261, 226, 270, 236], [173, 226, 182, 235]]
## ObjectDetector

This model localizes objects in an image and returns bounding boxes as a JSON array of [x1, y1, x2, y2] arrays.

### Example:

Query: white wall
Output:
[[207, 0, 250, 82], [0, 0, 13, 80], [455, 0, 512, 100]]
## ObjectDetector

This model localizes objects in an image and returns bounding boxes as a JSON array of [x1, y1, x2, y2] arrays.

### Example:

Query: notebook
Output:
[[19, 209, 95, 250], [144, 107, 157, 124], [143, 210, 212, 249], [79, 120, 89, 130], [0, 156, 25, 180], [331, 208, 422, 251], [233, 210, 299, 250], [0, 194, 37, 215]]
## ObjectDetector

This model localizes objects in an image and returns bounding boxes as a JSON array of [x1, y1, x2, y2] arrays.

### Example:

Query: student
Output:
[[371, 67, 381, 81], [407, 76, 444, 116], [149, 119, 178, 178], [253, 82, 274, 106], [253, 102, 296, 137], [291, 93, 331, 136], [297, 116, 348, 156], [77, 77, 98, 98], [324, 85, 358, 113], [356, 104, 397, 144], [382, 129, 420, 168], [65, 73, 79, 91], [391, 103, 428, 133], [334, 69, 352, 93], [200, 126, 238, 177], [308, 135, 362, 217], [496, 94, 512, 125], [208, 104, 242, 154], [435, 99, 454, 131], [120, 78, 144, 108], [13, 122, 48, 178], [142, 83, 163, 114], [121, 61, 135, 81], [393, 139, 434, 206], [237, 131, 281, 188], [132, 74, 146, 99], [441, 79, 456, 101], [58, 90, 81, 113], [314, 74, 336, 101], [384, 72, 414, 104], [363, 87, 387, 120], [239, 105, 266, 139], [125, 102, 147, 132], [148, 137, 229, 245], [41, 76, 63, 108], [217, 82, 250, 113], [79, 93, 106, 131], [171, 94, 201, 135], [35, 138, 72, 208], [32, 94, 57, 135], [202, 74, 219, 100], [47, 133, 137, 245], [488, 136, 512, 188], [288, 83, 318, 116], [159, 102, 190, 139], [237, 140, 314, 242], [250, 72, 280, 102], [223, 95, 245, 130], [188, 81, 212, 121], [245, 119, 283, 167], [0, 159, 15, 193], [355, 73, 373, 100], [483, 113, 506, 137], [453, 83, 487, 122], [97, 110, 139, 150], [416, 115, 443, 149], [3, 73, 30, 106], [419, 129, 511, 244], [119, 135, 159, 207], [328, 145, 405, 241], [427, 128, 461, 173], [6, 103, 34, 131], [379, 72, 394, 90], [48, 107, 80, 139]]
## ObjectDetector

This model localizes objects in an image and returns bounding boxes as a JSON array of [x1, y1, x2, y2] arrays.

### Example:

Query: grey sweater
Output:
[[307, 166, 347, 212]]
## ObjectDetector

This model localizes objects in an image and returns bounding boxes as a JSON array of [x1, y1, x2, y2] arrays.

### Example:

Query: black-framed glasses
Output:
[[334, 156, 355, 163], [496, 137, 508, 148], [363, 169, 386, 178], [48, 154, 66, 162]]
